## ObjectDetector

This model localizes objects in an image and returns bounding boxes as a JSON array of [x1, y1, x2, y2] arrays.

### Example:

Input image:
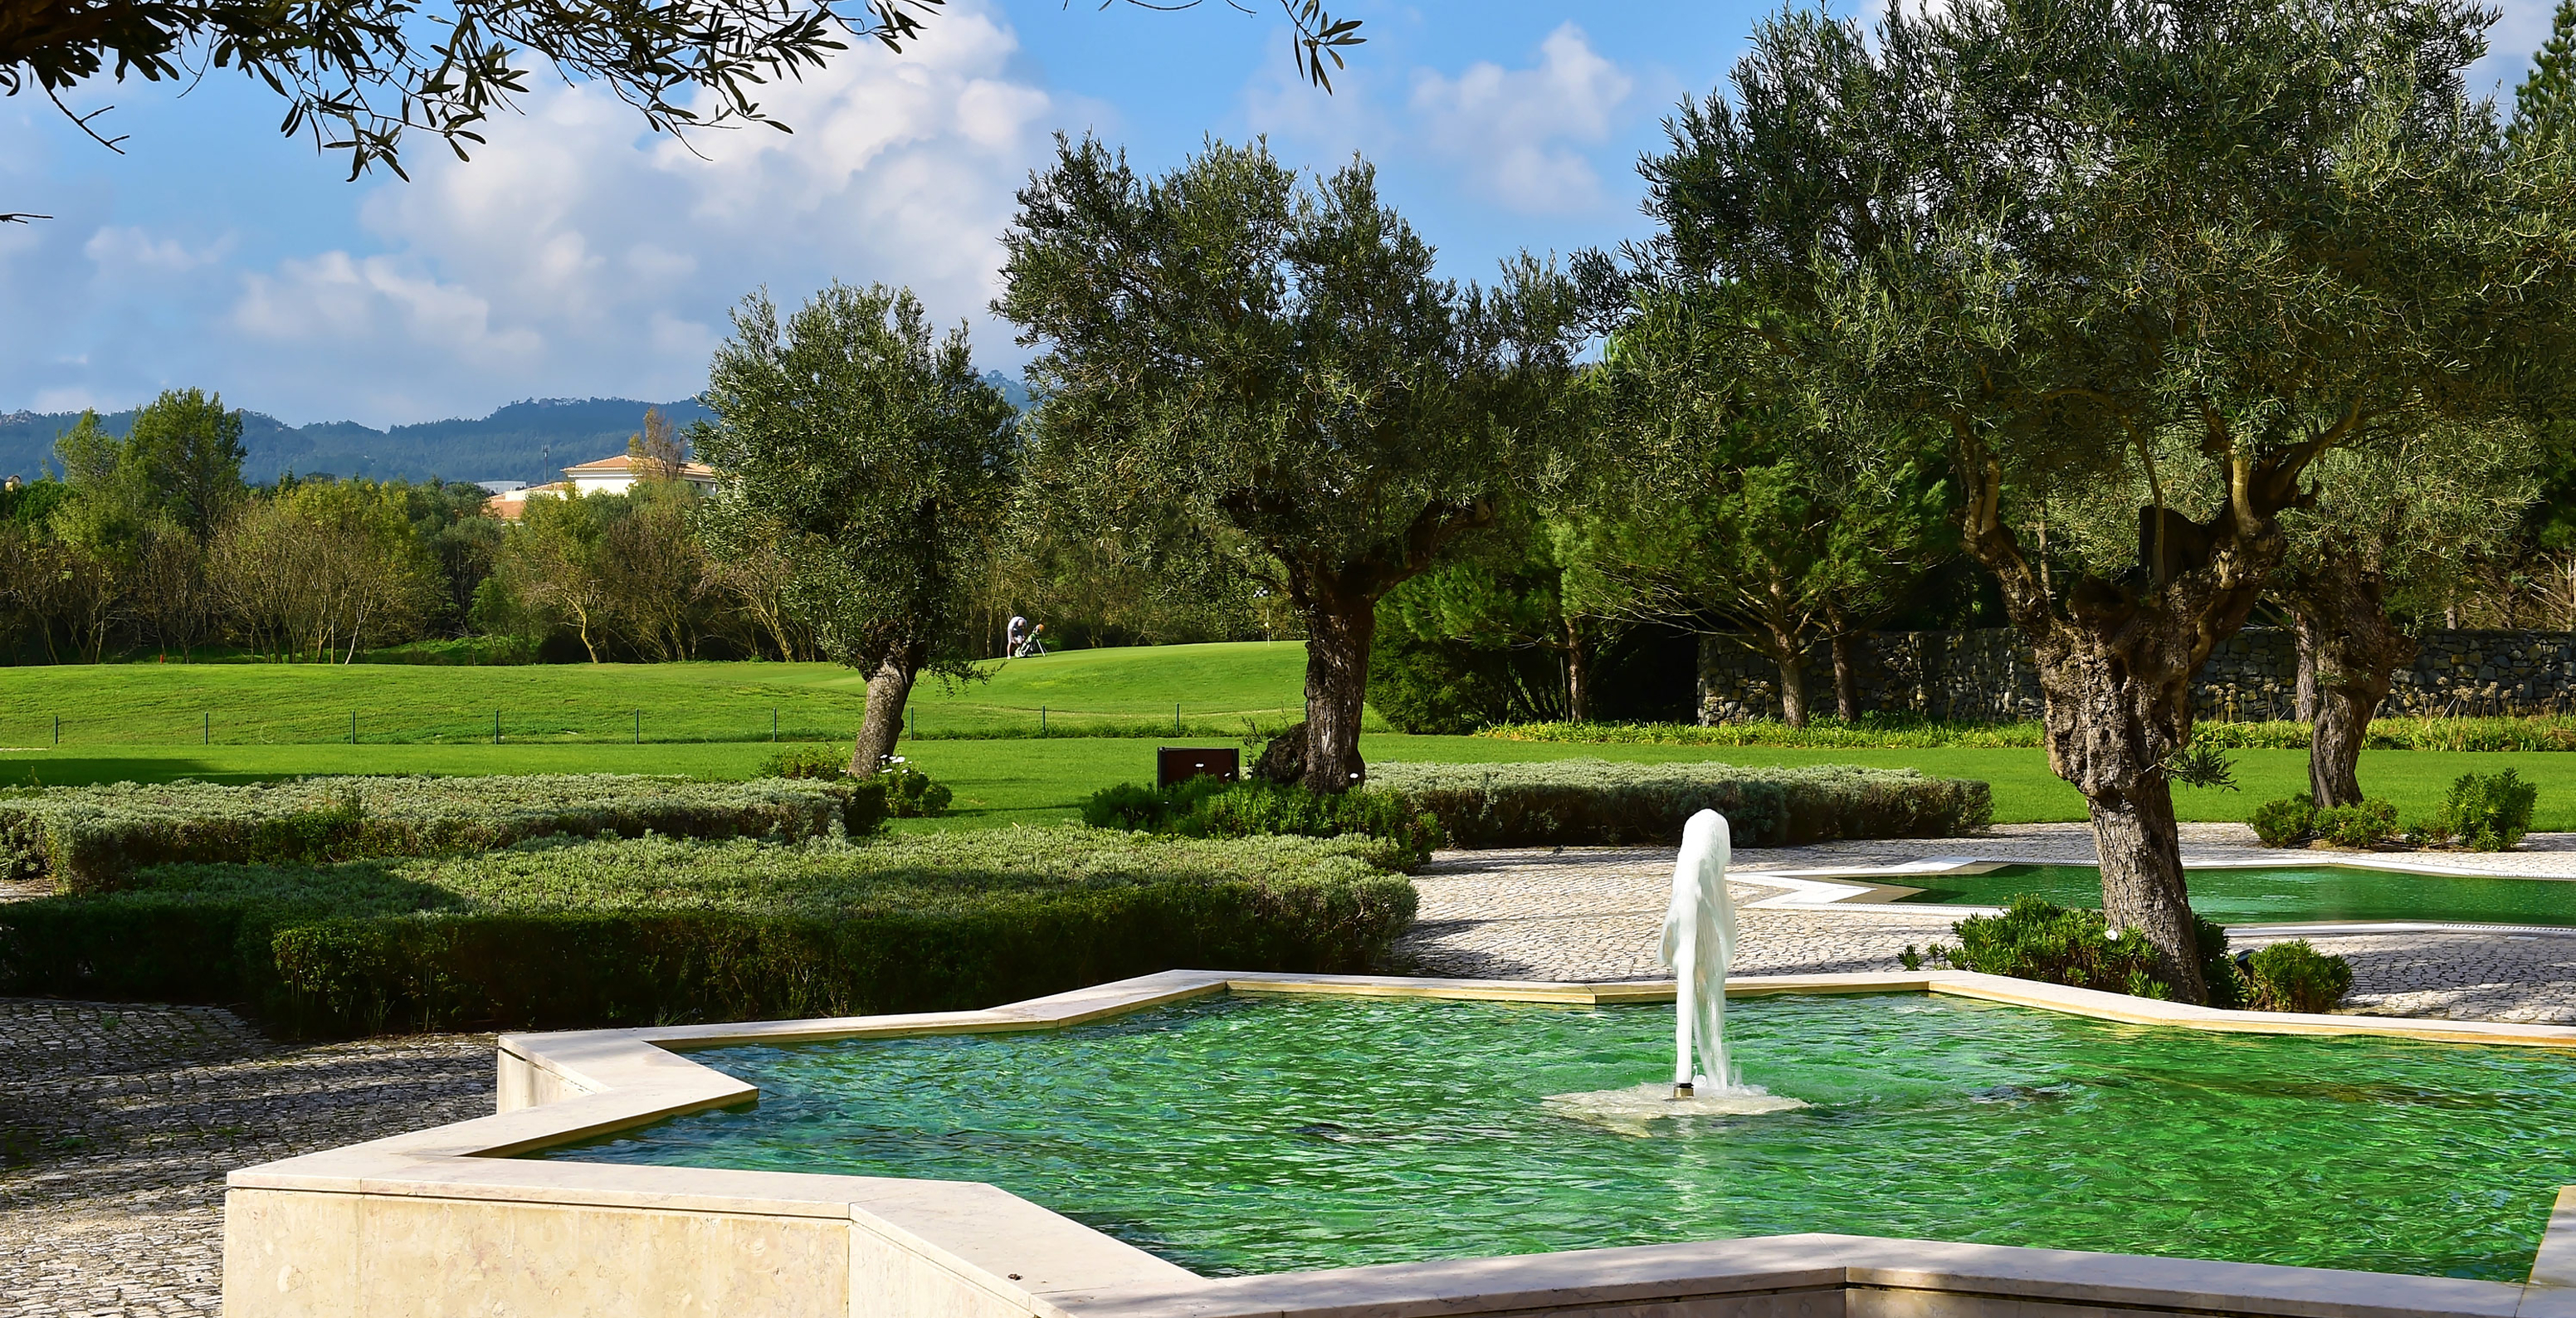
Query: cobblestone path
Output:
[[0, 999, 489, 1317], [1392, 823, 2576, 1022]]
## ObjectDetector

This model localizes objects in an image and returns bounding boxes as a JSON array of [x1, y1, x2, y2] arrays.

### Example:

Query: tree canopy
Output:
[[997, 135, 1583, 790], [2, 0, 1363, 220], [696, 281, 1017, 773], [1631, 0, 2576, 999]]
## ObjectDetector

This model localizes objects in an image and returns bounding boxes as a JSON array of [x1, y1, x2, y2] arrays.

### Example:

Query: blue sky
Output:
[[0, 0, 2561, 427]]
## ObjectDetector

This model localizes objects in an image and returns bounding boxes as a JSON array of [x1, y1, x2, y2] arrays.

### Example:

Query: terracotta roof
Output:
[[561, 454, 720, 481], [484, 481, 572, 521]]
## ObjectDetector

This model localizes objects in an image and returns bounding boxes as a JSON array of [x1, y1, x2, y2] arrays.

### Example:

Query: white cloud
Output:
[[1408, 25, 1633, 214], [211, 0, 1066, 423], [84, 225, 229, 273]]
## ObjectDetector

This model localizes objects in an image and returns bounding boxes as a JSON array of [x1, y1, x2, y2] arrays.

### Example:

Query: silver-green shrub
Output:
[[1368, 759, 1991, 847], [0, 775, 866, 892]]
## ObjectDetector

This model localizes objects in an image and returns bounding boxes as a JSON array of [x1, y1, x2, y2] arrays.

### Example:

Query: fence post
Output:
[[494, 711, 501, 745], [202, 711, 208, 745], [635, 710, 641, 744], [1041, 705, 1046, 734], [351, 711, 358, 744], [52, 715, 59, 744], [772, 708, 778, 743], [1174, 703, 1181, 735]]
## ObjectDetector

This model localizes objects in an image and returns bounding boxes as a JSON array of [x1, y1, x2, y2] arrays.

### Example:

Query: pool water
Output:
[[538, 994, 2576, 1280], [1899, 862, 2576, 926]]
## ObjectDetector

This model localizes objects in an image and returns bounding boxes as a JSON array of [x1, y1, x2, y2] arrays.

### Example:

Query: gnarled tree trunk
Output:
[[2286, 554, 2413, 808], [1299, 591, 1375, 793], [850, 639, 929, 776], [2031, 625, 2208, 1002], [1959, 434, 2319, 1003]]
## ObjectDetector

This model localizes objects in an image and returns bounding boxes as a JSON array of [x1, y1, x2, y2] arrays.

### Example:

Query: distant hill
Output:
[[0, 373, 1032, 486], [0, 398, 713, 486]]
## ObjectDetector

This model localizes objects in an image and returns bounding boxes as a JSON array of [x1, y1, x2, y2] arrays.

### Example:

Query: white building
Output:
[[487, 453, 720, 521]]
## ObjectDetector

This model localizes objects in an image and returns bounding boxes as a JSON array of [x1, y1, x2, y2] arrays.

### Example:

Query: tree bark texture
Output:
[[2287, 554, 2414, 808], [1829, 630, 1861, 722], [1564, 619, 1593, 724], [1764, 631, 1809, 728], [850, 641, 929, 776], [2292, 610, 2319, 724], [1955, 432, 2325, 1004], [1256, 495, 1500, 793], [1300, 596, 1375, 793]]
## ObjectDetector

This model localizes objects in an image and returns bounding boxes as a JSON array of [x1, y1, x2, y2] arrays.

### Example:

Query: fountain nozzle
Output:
[[1672, 1081, 1695, 1100]]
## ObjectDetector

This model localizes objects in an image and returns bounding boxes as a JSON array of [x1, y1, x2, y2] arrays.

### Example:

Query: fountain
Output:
[[1545, 808, 1805, 1128]]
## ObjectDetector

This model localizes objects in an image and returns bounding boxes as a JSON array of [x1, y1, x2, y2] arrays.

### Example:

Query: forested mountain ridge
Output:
[[0, 373, 1031, 486], [0, 398, 715, 486]]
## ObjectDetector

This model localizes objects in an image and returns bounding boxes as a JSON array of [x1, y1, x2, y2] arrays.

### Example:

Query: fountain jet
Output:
[[1663, 809, 1735, 1097], [1542, 808, 1807, 1130]]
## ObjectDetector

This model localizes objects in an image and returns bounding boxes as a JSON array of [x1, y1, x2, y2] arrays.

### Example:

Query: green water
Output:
[[538, 994, 2576, 1280], [1900, 862, 2576, 926]]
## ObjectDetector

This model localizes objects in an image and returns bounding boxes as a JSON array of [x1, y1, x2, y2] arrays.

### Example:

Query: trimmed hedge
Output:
[[0, 775, 876, 893], [1083, 779, 1446, 869], [0, 829, 1417, 1035], [1366, 759, 1991, 847], [1479, 715, 2576, 753]]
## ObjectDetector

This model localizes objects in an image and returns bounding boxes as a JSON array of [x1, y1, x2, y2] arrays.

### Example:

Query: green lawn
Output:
[[0, 642, 1326, 745], [1, 645, 2565, 833], [7, 737, 2571, 835]]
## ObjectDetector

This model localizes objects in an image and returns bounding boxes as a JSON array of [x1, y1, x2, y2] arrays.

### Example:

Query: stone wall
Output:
[[1697, 627, 2576, 724]]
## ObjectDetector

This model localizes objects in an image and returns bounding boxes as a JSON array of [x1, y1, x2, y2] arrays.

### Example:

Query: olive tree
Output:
[[996, 137, 1583, 791], [2290, 433, 2539, 800], [696, 282, 1017, 775], [1639, 0, 2576, 999]]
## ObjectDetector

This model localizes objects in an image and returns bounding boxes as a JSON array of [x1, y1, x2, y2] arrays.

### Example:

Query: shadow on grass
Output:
[[0, 755, 264, 787]]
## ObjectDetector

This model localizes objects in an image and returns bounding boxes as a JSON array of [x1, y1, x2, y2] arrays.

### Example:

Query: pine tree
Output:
[[2513, 0, 2576, 154]]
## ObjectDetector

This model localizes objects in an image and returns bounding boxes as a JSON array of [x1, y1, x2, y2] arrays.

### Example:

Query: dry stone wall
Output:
[[1696, 627, 2576, 724]]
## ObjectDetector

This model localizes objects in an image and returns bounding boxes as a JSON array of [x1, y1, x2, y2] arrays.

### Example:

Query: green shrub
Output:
[[876, 761, 953, 818], [1085, 779, 1443, 870], [1905, 896, 2240, 1005], [2315, 798, 2398, 849], [2247, 793, 2398, 848], [0, 776, 864, 892], [0, 829, 1417, 1035], [2238, 940, 2354, 1013], [1081, 777, 1233, 832], [755, 747, 946, 819], [759, 745, 850, 779], [2428, 769, 2539, 851], [1365, 759, 1990, 847], [2248, 794, 2318, 847]]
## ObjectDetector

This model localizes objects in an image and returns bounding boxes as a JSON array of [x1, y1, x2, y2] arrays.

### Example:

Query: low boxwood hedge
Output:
[[1366, 759, 1991, 847], [0, 775, 876, 893], [0, 829, 1417, 1036]]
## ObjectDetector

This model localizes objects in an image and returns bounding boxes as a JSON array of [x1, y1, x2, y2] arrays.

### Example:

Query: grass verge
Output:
[[9, 739, 2576, 832]]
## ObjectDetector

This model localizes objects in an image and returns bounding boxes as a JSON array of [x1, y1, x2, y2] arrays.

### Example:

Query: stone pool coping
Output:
[[223, 968, 2576, 1318]]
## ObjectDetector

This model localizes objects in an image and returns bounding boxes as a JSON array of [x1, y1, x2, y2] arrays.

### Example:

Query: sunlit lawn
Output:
[[5, 737, 2570, 834]]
